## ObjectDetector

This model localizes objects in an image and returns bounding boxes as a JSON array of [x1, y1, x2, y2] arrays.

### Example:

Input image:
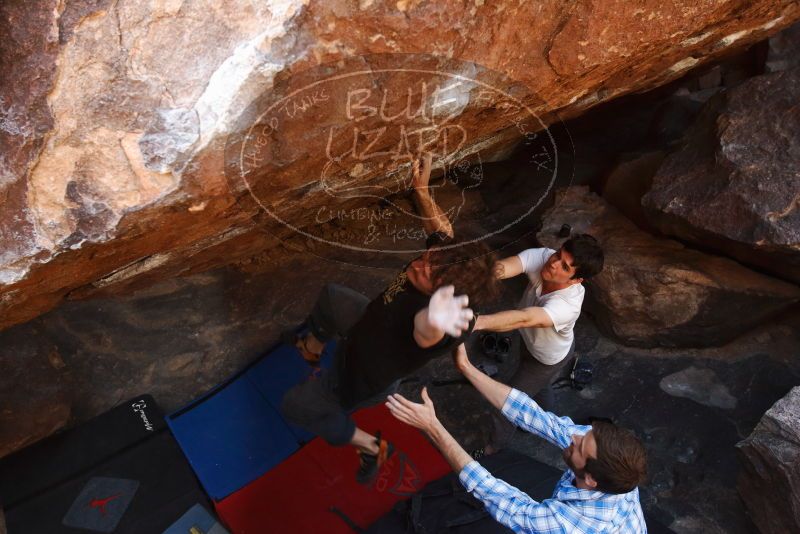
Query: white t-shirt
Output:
[[517, 248, 584, 365]]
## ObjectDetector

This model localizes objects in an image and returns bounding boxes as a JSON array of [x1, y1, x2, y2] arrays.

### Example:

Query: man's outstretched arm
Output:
[[475, 255, 538, 332], [453, 344, 587, 449], [411, 154, 454, 238], [386, 387, 472, 472], [452, 344, 512, 411], [386, 387, 561, 533], [473, 306, 554, 333]]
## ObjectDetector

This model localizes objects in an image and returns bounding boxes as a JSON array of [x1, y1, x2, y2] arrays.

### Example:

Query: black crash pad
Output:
[[1, 395, 214, 534], [0, 395, 164, 509]]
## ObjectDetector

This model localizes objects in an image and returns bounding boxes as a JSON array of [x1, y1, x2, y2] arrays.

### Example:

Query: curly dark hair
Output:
[[426, 235, 500, 309]]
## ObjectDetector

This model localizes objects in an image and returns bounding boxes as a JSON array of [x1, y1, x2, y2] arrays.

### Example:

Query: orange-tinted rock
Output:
[[2, 0, 800, 331]]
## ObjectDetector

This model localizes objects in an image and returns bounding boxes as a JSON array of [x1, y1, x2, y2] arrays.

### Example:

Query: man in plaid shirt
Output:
[[387, 344, 647, 533]]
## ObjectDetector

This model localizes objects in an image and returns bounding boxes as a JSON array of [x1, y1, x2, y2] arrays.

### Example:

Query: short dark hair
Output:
[[586, 421, 647, 494], [427, 235, 500, 309], [562, 234, 604, 279]]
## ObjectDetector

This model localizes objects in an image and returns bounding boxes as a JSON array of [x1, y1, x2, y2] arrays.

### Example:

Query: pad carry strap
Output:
[[330, 506, 365, 533]]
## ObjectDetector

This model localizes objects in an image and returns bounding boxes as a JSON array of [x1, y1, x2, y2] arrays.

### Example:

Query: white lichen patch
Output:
[[191, 0, 310, 153], [667, 57, 699, 74], [717, 16, 784, 47]]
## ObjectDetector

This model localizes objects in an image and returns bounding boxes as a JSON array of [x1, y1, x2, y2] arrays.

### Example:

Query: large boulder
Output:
[[737, 386, 800, 534], [1, 0, 799, 331], [538, 187, 800, 347], [642, 67, 800, 284]]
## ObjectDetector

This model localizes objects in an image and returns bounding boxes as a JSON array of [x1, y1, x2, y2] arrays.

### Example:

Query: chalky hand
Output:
[[427, 285, 474, 337]]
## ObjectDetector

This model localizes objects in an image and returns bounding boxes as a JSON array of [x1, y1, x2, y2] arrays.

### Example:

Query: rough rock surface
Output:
[[765, 20, 800, 72], [737, 386, 800, 534], [642, 67, 800, 284], [0, 330, 71, 458], [538, 187, 800, 347], [1, 0, 799, 331]]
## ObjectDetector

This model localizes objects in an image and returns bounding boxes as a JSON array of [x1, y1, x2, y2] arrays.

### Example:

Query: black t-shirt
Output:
[[337, 232, 472, 408]]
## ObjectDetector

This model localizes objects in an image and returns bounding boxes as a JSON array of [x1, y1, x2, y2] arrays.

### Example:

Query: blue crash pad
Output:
[[245, 342, 334, 442], [167, 341, 335, 500]]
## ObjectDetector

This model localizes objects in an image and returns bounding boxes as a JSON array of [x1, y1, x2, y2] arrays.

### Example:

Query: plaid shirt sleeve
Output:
[[501, 388, 591, 448], [459, 391, 645, 533], [459, 461, 564, 533]]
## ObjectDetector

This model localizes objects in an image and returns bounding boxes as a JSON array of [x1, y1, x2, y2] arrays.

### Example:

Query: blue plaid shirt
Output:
[[459, 389, 646, 533]]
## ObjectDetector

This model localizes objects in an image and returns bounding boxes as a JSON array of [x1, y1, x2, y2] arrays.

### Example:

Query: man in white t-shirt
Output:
[[473, 234, 604, 451]]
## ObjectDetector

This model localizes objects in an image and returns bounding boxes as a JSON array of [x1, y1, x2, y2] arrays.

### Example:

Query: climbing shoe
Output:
[[356, 432, 395, 485], [281, 326, 322, 367]]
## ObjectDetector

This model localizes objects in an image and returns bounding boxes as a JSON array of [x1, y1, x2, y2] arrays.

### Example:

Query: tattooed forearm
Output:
[[493, 262, 505, 279]]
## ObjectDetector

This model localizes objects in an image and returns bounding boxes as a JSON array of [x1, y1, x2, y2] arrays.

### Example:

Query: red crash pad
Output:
[[215, 404, 451, 533]]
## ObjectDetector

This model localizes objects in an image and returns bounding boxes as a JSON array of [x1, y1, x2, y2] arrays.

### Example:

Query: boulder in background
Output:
[[642, 68, 800, 284], [538, 187, 800, 347], [737, 386, 800, 534]]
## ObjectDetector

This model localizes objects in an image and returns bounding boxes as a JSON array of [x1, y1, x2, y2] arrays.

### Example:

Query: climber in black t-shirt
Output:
[[281, 154, 500, 483]]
